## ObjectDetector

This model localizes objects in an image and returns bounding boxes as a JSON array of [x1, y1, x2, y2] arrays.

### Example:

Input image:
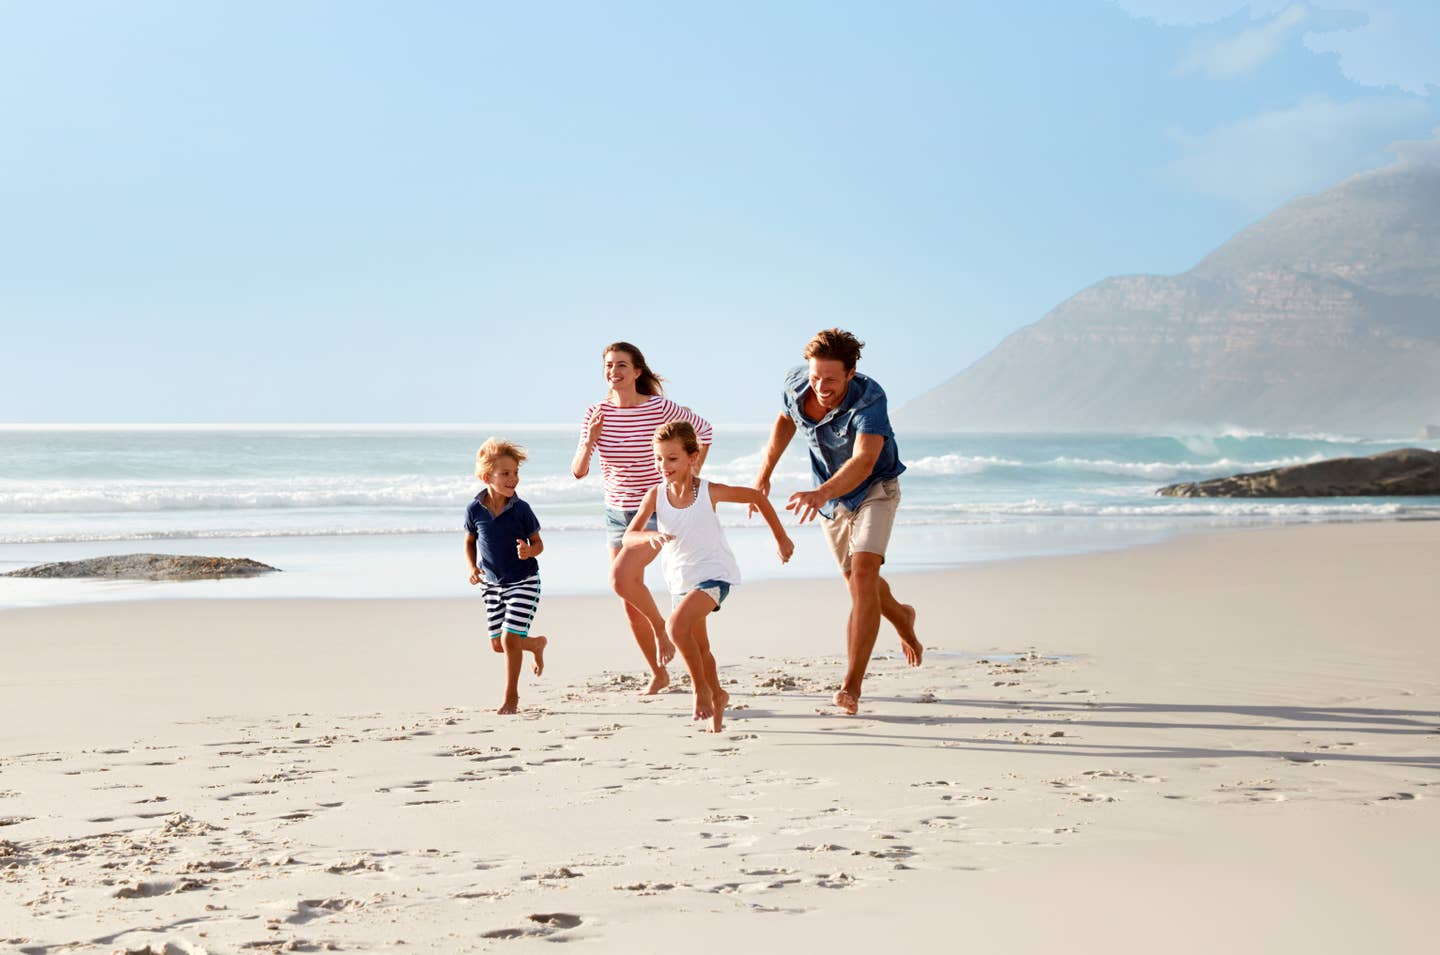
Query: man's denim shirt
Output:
[[782, 366, 906, 519]]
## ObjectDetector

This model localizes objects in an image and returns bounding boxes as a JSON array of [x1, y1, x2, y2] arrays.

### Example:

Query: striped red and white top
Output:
[[579, 396, 714, 509]]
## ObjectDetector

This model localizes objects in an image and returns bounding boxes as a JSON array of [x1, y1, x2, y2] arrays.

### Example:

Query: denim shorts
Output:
[[671, 578, 731, 613], [604, 506, 658, 549]]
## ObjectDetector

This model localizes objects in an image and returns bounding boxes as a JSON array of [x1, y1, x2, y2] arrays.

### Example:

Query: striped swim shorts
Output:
[[482, 574, 542, 639]]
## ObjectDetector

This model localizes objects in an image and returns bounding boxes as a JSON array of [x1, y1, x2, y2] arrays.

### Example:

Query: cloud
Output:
[[1387, 127, 1440, 167], [1115, 1, 1440, 94], [1113, 1, 1289, 26], [1180, 4, 1308, 77], [1161, 94, 1433, 210]]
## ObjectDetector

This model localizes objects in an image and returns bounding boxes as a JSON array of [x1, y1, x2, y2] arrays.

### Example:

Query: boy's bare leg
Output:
[[609, 545, 676, 691], [878, 576, 922, 666], [695, 617, 726, 733], [836, 553, 884, 715], [498, 632, 525, 715], [666, 594, 718, 725], [524, 635, 547, 676]]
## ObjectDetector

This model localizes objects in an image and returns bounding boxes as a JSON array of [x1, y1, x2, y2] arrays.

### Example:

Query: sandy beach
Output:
[[3, 521, 1438, 953]]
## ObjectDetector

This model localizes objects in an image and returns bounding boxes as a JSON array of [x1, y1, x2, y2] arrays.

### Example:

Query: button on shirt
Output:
[[781, 365, 906, 519], [463, 491, 541, 584]]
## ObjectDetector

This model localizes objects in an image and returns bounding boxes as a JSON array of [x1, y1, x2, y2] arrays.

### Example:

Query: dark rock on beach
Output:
[[1158, 448, 1440, 498], [3, 554, 280, 581]]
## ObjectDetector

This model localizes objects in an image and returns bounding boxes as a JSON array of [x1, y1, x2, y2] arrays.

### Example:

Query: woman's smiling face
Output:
[[603, 350, 638, 391]]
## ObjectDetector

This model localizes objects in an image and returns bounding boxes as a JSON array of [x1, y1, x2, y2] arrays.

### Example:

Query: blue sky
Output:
[[2, 1, 1436, 424]]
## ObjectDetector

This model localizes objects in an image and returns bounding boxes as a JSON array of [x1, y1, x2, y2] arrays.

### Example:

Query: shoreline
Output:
[[4, 520, 1437, 952], [6, 511, 1437, 611]]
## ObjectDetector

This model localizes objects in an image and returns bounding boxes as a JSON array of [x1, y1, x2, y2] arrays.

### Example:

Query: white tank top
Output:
[[655, 478, 742, 594]]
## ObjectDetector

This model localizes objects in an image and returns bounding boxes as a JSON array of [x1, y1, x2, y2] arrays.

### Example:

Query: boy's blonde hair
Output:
[[653, 420, 701, 455], [475, 437, 528, 479]]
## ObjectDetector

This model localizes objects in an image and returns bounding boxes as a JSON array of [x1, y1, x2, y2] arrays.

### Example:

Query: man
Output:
[[752, 328, 922, 715]]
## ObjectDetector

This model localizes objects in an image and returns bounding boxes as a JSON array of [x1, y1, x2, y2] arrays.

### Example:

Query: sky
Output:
[[1, 1, 1436, 425]]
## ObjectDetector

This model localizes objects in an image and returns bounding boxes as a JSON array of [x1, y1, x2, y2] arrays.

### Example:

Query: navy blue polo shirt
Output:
[[781, 365, 906, 518], [463, 491, 541, 584]]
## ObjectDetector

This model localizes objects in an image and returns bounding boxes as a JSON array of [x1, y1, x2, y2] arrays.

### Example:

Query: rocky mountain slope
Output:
[[899, 162, 1440, 434]]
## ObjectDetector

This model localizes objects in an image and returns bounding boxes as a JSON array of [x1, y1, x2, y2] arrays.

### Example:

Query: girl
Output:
[[623, 421, 794, 732], [572, 342, 714, 695]]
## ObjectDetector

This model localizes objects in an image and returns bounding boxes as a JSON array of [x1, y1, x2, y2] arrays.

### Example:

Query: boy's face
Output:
[[483, 456, 520, 498], [653, 440, 697, 482], [603, 350, 638, 391], [807, 358, 856, 411]]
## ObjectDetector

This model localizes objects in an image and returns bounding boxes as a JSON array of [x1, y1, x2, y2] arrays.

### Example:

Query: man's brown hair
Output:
[[802, 328, 865, 371]]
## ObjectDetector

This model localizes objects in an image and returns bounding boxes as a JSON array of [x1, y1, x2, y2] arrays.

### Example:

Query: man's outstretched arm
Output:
[[786, 433, 884, 523]]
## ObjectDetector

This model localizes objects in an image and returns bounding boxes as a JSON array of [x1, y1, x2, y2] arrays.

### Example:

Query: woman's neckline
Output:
[[607, 392, 658, 409]]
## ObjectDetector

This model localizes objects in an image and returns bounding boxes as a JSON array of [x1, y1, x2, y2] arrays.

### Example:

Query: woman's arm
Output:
[[571, 405, 605, 479], [670, 400, 713, 473]]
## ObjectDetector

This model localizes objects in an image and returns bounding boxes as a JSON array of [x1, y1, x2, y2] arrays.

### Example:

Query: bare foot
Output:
[[833, 689, 859, 715], [896, 604, 922, 667], [709, 688, 729, 733], [693, 690, 714, 722], [656, 637, 677, 668], [497, 695, 519, 715], [490, 637, 504, 654], [642, 668, 670, 696], [527, 635, 548, 676]]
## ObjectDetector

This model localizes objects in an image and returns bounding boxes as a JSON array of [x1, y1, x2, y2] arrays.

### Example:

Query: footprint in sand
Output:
[[520, 866, 584, 882], [288, 897, 365, 924], [113, 878, 210, 898], [481, 914, 583, 940], [326, 856, 384, 874], [616, 881, 678, 894]]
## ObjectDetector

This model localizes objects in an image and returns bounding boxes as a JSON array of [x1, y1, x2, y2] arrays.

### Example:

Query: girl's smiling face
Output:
[[653, 438, 698, 483]]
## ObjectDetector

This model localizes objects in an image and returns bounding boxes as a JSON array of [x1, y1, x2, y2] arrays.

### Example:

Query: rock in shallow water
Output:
[[1157, 448, 1440, 498], [3, 553, 279, 581]]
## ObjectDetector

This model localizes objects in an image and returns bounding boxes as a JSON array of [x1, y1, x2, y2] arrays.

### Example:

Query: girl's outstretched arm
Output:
[[708, 483, 794, 564]]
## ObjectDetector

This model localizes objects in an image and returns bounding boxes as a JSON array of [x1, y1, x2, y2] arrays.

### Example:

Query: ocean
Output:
[[2, 425, 1437, 608]]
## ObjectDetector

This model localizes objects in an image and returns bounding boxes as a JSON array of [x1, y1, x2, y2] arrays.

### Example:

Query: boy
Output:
[[464, 438, 548, 714]]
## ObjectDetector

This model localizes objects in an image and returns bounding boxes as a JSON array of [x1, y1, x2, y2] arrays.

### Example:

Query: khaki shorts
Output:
[[821, 478, 900, 574]]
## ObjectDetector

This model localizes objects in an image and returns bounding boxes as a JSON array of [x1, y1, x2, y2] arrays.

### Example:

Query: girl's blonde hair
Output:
[[475, 437, 528, 479], [653, 420, 701, 455]]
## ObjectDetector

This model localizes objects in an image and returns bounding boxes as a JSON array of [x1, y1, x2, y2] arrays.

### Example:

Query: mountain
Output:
[[898, 162, 1440, 434]]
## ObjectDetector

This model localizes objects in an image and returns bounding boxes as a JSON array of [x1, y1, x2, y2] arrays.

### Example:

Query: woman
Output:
[[572, 342, 712, 694]]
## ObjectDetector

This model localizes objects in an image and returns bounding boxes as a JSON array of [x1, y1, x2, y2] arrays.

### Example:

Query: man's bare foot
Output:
[[497, 695, 519, 715], [693, 690, 714, 722], [656, 637, 677, 668], [833, 689, 859, 715], [527, 635, 548, 676], [897, 604, 922, 667], [642, 668, 670, 696], [490, 637, 503, 654], [709, 688, 729, 733]]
